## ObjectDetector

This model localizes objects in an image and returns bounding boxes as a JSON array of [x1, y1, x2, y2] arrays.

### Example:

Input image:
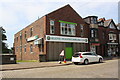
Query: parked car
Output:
[[72, 52, 103, 65]]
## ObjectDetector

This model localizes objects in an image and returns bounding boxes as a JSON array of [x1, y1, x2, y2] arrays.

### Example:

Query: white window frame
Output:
[[50, 20, 55, 34], [60, 22, 75, 36]]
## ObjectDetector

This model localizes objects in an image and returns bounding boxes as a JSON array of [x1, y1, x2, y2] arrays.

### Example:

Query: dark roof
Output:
[[84, 16, 98, 19], [98, 18, 105, 22]]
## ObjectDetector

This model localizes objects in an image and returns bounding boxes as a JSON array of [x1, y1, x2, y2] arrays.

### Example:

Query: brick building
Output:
[[84, 17, 119, 56], [14, 5, 90, 61]]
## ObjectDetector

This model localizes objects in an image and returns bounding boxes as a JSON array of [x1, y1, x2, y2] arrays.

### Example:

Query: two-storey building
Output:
[[14, 5, 90, 61], [98, 18, 119, 56], [84, 17, 119, 56], [84, 16, 100, 55]]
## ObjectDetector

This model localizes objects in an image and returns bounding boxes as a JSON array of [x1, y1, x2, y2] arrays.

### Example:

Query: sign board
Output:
[[34, 38, 42, 45], [27, 35, 38, 42], [107, 43, 118, 45], [46, 35, 88, 43]]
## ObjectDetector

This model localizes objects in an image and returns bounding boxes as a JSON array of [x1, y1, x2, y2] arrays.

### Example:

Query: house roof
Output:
[[104, 19, 112, 27], [46, 4, 83, 20], [98, 18, 105, 22]]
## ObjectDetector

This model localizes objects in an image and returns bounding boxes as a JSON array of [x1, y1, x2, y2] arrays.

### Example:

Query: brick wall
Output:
[[14, 16, 46, 60]]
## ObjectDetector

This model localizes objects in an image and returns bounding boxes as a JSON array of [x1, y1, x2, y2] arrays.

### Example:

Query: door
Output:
[[65, 47, 73, 59], [65, 43, 73, 59]]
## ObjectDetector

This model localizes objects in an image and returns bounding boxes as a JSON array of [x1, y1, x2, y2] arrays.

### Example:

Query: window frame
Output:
[[60, 22, 76, 36], [50, 20, 55, 34]]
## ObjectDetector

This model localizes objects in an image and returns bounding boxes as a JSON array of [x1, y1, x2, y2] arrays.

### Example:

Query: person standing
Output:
[[59, 50, 64, 64]]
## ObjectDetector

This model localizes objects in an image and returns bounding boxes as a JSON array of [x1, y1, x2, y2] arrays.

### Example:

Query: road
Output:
[[2, 59, 118, 78]]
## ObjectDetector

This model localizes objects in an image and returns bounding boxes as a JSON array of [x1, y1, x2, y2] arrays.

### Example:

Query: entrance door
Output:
[[65, 43, 73, 59], [65, 47, 73, 59]]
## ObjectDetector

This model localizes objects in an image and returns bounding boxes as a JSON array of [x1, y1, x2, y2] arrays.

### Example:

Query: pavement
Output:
[[0, 57, 119, 71]]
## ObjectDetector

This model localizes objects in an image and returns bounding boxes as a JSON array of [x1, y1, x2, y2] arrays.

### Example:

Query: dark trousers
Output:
[[59, 56, 64, 61]]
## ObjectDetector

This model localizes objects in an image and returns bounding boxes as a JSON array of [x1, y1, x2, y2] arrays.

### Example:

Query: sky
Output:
[[0, 0, 119, 48]]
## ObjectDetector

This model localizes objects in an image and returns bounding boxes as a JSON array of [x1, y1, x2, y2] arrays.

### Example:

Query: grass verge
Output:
[[16, 60, 39, 62]]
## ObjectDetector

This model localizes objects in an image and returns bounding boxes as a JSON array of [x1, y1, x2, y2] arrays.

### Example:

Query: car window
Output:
[[73, 53, 80, 57], [91, 52, 97, 56], [82, 53, 92, 55]]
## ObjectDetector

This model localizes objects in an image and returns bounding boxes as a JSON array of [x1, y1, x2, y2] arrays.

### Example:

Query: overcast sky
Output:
[[0, 0, 119, 48]]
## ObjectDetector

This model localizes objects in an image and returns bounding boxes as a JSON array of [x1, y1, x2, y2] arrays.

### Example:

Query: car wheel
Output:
[[84, 59, 89, 65], [74, 62, 79, 65], [99, 58, 103, 63]]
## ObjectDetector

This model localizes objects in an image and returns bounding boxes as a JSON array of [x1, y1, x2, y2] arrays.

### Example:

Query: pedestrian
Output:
[[59, 50, 64, 64]]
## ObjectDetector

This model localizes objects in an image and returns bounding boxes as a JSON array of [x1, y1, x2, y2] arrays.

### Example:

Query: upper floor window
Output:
[[91, 29, 98, 38], [80, 24, 84, 37], [109, 33, 116, 40], [30, 28, 33, 37], [20, 32, 22, 40], [50, 20, 55, 34], [16, 37, 18, 42], [60, 23, 75, 36], [91, 17, 97, 24]]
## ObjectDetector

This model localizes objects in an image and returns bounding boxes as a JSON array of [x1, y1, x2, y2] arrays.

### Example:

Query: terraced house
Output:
[[84, 17, 119, 57], [14, 5, 90, 61]]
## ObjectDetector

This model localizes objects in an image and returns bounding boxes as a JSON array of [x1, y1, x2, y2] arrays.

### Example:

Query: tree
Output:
[[0, 27, 10, 53]]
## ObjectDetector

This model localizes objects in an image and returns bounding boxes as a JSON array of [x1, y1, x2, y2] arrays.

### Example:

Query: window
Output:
[[80, 24, 84, 37], [91, 30, 94, 37], [20, 45, 22, 53], [16, 37, 18, 42], [60, 23, 75, 36], [20, 32, 22, 40], [30, 44, 33, 53], [25, 31, 27, 39], [50, 20, 55, 34], [109, 33, 116, 40], [82, 53, 92, 55], [24, 45, 26, 53], [91, 29, 98, 38], [91, 17, 97, 24], [30, 28, 33, 37]]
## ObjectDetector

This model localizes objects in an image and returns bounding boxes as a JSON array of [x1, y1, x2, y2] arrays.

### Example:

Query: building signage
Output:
[[27, 35, 38, 42], [107, 43, 118, 45], [46, 35, 88, 43], [34, 38, 42, 45]]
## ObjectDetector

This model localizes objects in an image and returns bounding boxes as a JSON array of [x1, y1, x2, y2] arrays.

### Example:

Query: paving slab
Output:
[[0, 57, 118, 71], [1, 61, 72, 71]]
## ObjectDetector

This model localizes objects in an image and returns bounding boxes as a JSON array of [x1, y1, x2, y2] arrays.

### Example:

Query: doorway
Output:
[[65, 43, 73, 59]]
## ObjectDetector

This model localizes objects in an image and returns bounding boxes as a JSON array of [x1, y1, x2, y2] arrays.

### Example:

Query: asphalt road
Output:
[[2, 59, 118, 78]]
